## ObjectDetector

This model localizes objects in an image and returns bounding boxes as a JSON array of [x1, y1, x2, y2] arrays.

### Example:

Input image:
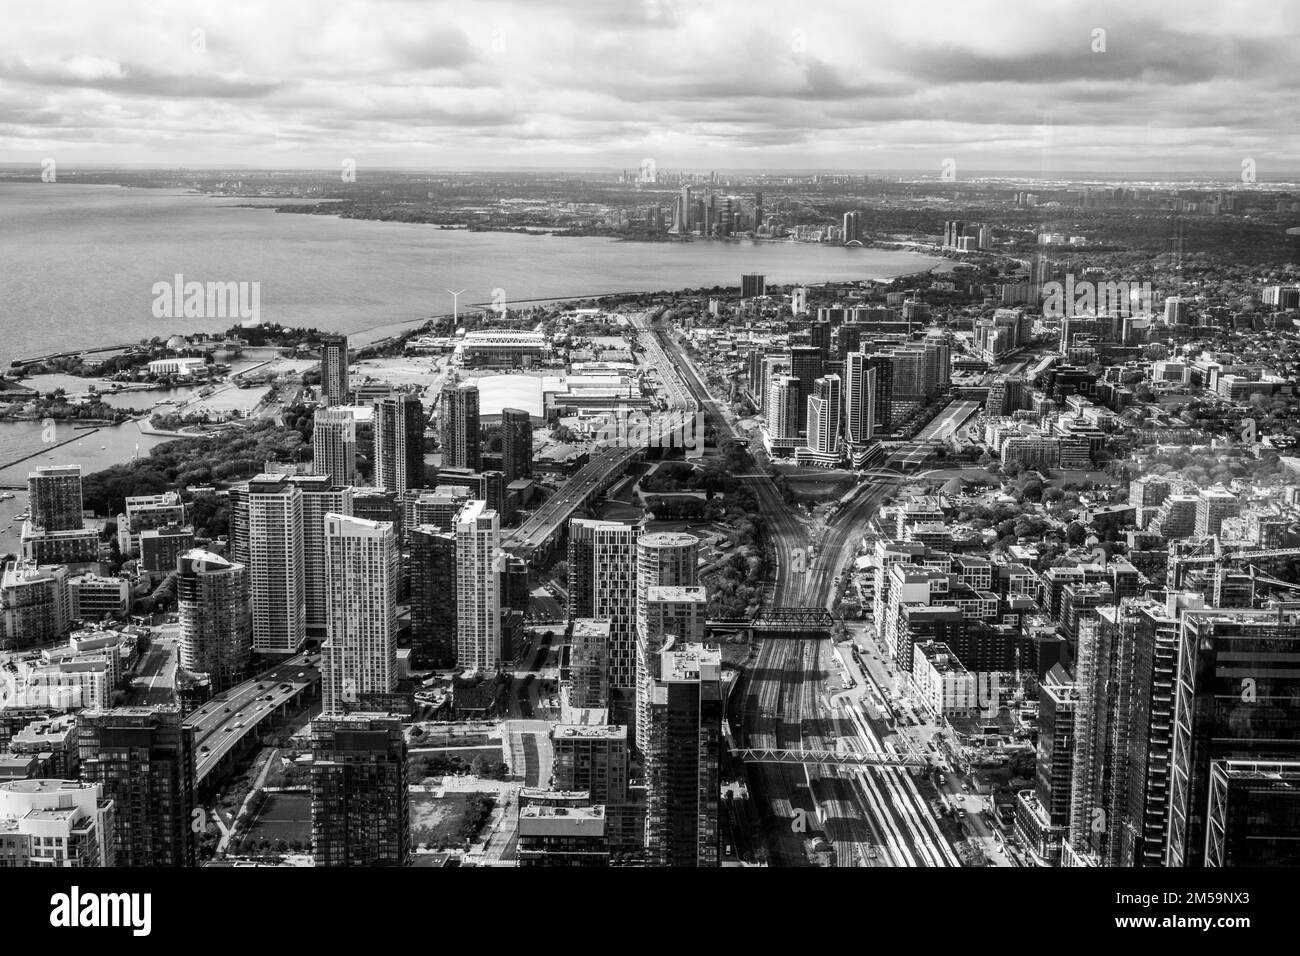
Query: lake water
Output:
[[0, 419, 167, 483], [15, 373, 202, 411], [0, 418, 171, 537], [0, 181, 944, 491], [0, 182, 942, 366]]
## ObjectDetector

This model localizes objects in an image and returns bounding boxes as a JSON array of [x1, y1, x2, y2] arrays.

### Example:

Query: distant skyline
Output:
[[1, 0, 1296, 175], [2, 165, 1297, 185]]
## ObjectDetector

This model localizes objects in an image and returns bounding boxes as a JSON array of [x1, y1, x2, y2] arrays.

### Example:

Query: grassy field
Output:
[[242, 792, 311, 846], [410, 791, 496, 849], [719, 639, 756, 669], [780, 469, 857, 503], [594, 501, 644, 520]]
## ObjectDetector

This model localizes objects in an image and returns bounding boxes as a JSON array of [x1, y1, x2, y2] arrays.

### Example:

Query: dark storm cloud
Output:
[[891, 25, 1288, 87]]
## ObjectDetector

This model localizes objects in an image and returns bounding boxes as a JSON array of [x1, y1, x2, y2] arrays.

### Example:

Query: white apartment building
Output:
[[765, 375, 800, 442], [322, 513, 398, 715], [635, 532, 700, 624], [455, 500, 501, 674], [911, 641, 981, 718], [637, 584, 708, 754], [291, 477, 354, 634], [312, 407, 358, 487], [246, 474, 306, 655], [843, 353, 876, 446], [0, 779, 114, 867]]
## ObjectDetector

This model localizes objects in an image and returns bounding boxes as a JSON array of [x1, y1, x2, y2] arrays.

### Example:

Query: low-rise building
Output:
[[69, 574, 130, 623], [147, 357, 207, 377], [20, 523, 100, 567], [516, 804, 609, 866], [0, 778, 115, 867], [117, 492, 187, 555], [139, 525, 195, 576], [911, 641, 980, 718], [7, 714, 79, 779]]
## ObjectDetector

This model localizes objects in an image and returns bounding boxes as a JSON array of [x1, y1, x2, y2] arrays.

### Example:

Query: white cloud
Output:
[[0, 0, 1294, 172]]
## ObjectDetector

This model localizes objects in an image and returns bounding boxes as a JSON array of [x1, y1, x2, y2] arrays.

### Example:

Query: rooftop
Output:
[[571, 619, 612, 639], [0, 778, 92, 795], [638, 531, 700, 548], [518, 804, 607, 837], [475, 374, 546, 418], [661, 643, 721, 682], [645, 585, 707, 603], [552, 724, 626, 741]]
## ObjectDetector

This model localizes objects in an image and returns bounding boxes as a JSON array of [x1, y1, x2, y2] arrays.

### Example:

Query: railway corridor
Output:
[[739, 635, 958, 867]]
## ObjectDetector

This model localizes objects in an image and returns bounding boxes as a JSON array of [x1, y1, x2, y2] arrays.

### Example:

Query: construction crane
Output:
[[1246, 564, 1300, 592]]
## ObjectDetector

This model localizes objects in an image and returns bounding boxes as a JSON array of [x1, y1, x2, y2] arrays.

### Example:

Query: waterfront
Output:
[[0, 182, 945, 510], [0, 417, 173, 540], [0, 183, 944, 365], [0, 418, 167, 485]]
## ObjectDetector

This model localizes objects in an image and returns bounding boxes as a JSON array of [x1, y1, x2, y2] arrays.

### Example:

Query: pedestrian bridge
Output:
[[707, 607, 837, 639], [731, 748, 928, 769]]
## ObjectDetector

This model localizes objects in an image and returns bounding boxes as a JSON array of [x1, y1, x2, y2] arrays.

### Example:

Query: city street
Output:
[[126, 626, 179, 707]]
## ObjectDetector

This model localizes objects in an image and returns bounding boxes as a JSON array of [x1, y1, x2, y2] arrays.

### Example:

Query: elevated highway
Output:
[[504, 312, 698, 563], [503, 445, 642, 561], [185, 650, 320, 785]]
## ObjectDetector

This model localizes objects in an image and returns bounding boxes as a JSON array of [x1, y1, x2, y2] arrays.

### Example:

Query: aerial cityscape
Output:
[[0, 0, 1295, 935]]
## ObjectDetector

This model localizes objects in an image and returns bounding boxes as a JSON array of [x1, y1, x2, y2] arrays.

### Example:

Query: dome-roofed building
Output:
[[941, 476, 966, 497]]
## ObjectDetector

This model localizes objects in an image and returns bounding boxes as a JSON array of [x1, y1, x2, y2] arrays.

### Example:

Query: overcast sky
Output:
[[1, 0, 1296, 175]]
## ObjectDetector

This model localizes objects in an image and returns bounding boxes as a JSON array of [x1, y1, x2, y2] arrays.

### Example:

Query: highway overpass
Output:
[[503, 445, 643, 562], [185, 650, 320, 786], [504, 313, 699, 563]]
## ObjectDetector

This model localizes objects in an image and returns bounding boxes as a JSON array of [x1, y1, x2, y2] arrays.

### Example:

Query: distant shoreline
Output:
[[347, 255, 949, 348], [3, 181, 949, 364], [10, 253, 949, 365], [13, 253, 951, 362]]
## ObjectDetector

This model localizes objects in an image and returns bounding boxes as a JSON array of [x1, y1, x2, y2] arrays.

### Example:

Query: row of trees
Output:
[[81, 420, 312, 519], [408, 753, 509, 783], [2, 393, 141, 423]]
